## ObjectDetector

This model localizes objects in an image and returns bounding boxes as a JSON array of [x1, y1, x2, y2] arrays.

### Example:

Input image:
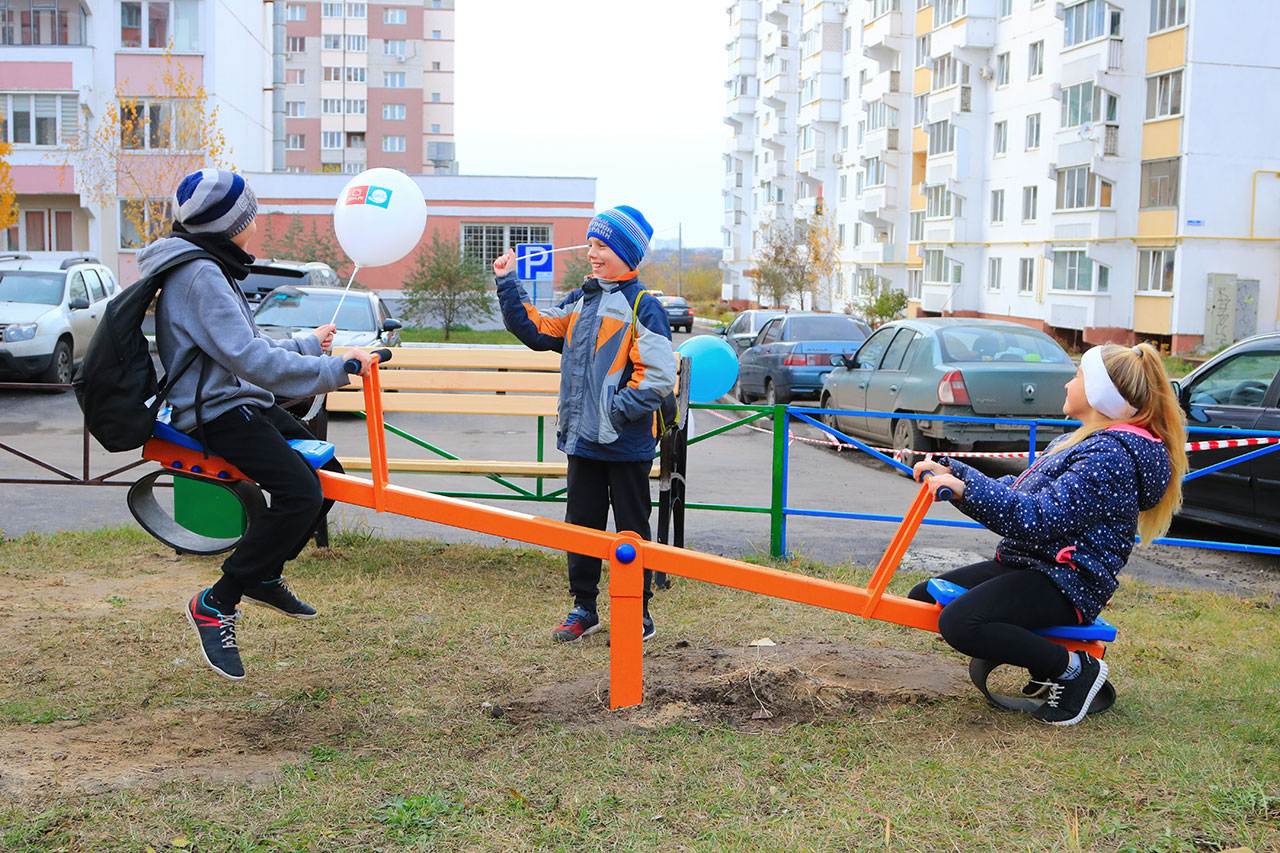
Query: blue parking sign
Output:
[[516, 243, 554, 281]]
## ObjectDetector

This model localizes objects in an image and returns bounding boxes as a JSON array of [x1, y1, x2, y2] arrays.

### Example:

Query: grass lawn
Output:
[[398, 327, 521, 345], [1, 529, 1277, 851]]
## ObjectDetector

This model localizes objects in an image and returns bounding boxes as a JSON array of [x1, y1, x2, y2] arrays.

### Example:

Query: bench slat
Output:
[[384, 347, 561, 371], [328, 391, 560, 417], [339, 457, 660, 478], [347, 370, 560, 393]]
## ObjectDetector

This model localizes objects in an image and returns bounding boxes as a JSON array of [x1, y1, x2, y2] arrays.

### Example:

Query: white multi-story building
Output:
[[723, 0, 1280, 352]]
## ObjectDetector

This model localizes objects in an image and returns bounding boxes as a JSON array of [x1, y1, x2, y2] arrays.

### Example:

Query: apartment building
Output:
[[282, 0, 456, 176], [723, 0, 1280, 352]]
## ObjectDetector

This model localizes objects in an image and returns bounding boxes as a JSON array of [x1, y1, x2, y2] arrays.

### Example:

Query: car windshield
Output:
[[241, 270, 307, 296], [784, 316, 867, 341], [0, 271, 64, 306], [938, 326, 1071, 364], [255, 290, 377, 331]]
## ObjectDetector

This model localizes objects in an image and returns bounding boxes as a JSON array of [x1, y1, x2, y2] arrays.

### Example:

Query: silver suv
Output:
[[0, 253, 119, 386]]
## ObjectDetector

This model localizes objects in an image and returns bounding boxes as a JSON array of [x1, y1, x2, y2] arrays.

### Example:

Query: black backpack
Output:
[[73, 249, 214, 452]]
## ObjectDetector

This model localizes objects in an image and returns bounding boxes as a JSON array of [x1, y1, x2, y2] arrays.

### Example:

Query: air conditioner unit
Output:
[[977, 65, 993, 80], [832, 152, 844, 164]]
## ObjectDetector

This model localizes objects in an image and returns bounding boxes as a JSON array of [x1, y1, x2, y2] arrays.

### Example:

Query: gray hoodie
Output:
[[140, 236, 349, 433]]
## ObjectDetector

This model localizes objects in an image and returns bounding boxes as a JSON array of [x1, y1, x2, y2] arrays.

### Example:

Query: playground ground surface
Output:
[[1, 529, 1278, 851]]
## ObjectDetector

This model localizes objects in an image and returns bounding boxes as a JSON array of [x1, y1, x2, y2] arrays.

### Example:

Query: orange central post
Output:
[[608, 533, 646, 709], [362, 358, 390, 511]]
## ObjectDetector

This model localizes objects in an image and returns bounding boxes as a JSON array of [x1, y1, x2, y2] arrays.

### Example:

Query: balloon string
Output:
[[330, 264, 362, 327]]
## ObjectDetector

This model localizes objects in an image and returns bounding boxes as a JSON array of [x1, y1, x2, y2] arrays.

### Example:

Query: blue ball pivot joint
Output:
[[615, 543, 637, 564]]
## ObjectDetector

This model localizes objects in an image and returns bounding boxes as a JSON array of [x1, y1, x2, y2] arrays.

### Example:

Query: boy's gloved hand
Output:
[[311, 323, 337, 352], [493, 248, 517, 278]]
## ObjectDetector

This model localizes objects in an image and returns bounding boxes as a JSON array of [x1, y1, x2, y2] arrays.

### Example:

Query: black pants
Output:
[[908, 560, 1078, 681], [564, 455, 654, 614], [200, 404, 342, 605]]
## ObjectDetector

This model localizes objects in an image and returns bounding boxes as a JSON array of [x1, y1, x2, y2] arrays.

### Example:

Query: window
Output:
[[1186, 353, 1280, 409], [384, 6, 407, 24], [839, 174, 848, 200], [118, 97, 199, 150], [430, 122, 441, 133], [286, 3, 306, 20], [1053, 250, 1108, 291], [287, 35, 306, 52], [461, 223, 553, 268], [1022, 185, 1038, 221], [870, 0, 900, 16], [346, 132, 365, 149], [865, 156, 886, 186], [925, 185, 961, 218], [999, 0, 1012, 16], [322, 131, 342, 149], [865, 100, 898, 131], [838, 224, 846, 246], [924, 249, 962, 285], [916, 34, 930, 67], [322, 2, 342, 16], [287, 100, 306, 117], [1146, 70, 1183, 119], [1, 0, 88, 45], [931, 54, 970, 91], [992, 120, 1008, 156], [120, 0, 198, 50], [346, 99, 366, 115], [346, 2, 366, 17], [431, 29, 442, 39], [384, 39, 406, 57], [913, 94, 929, 127], [1025, 113, 1041, 149], [1141, 158, 1180, 208], [383, 103, 407, 120], [322, 34, 340, 49], [1018, 258, 1035, 293], [117, 199, 172, 249], [1138, 248, 1175, 292], [1061, 81, 1117, 127], [382, 135, 406, 153], [345, 67, 366, 82], [322, 98, 342, 114], [1028, 41, 1044, 77], [431, 91, 442, 103], [1063, 0, 1110, 48], [384, 72, 406, 88], [324, 66, 341, 81], [287, 68, 306, 85], [934, 0, 966, 26], [1055, 165, 1113, 209], [2, 93, 79, 147], [342, 161, 363, 174], [1150, 0, 1186, 32], [987, 257, 1003, 291], [927, 119, 955, 156], [996, 52, 1010, 86], [286, 133, 305, 150], [991, 189, 1005, 223], [432, 61, 441, 71], [908, 269, 922, 299], [910, 211, 924, 241], [345, 34, 366, 51]]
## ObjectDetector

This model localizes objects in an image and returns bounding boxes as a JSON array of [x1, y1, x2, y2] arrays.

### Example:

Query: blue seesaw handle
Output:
[[922, 471, 954, 502], [344, 347, 393, 375]]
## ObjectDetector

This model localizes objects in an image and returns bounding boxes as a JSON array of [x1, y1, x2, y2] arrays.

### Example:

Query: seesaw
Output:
[[128, 350, 1115, 716]]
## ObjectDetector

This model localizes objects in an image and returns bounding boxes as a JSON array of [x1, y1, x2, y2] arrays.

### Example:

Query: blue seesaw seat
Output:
[[152, 421, 336, 470], [926, 578, 1118, 643]]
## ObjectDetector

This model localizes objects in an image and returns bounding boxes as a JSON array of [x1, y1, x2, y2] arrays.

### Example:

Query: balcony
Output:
[[860, 180, 898, 223], [793, 195, 819, 220], [726, 93, 757, 120], [926, 84, 971, 122], [763, 0, 796, 27], [730, 131, 754, 153], [862, 126, 900, 157], [863, 10, 906, 58], [1061, 36, 1124, 79], [854, 242, 895, 264], [762, 76, 798, 110], [861, 69, 903, 104], [929, 13, 996, 57], [796, 145, 828, 178], [758, 157, 789, 183], [1049, 207, 1119, 240]]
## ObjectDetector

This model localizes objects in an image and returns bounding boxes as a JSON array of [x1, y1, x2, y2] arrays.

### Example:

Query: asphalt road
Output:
[[2, 330, 1277, 599]]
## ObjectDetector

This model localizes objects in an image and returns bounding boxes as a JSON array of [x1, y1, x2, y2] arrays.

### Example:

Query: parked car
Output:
[[718, 309, 786, 355], [819, 318, 1077, 460], [1174, 331, 1280, 537], [254, 285, 402, 350], [0, 253, 119, 387], [658, 296, 693, 333], [238, 258, 341, 305], [737, 313, 872, 404]]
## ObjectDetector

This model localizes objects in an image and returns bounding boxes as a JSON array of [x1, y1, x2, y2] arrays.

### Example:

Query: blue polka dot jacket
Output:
[[943, 426, 1172, 623]]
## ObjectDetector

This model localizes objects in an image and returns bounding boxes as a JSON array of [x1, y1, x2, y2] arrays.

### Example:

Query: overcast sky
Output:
[[454, 1, 728, 247]]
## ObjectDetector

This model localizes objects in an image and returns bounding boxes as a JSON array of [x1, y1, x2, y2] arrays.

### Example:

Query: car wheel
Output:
[[737, 381, 753, 403], [820, 393, 840, 430], [40, 338, 73, 390], [764, 378, 790, 406], [891, 417, 935, 475]]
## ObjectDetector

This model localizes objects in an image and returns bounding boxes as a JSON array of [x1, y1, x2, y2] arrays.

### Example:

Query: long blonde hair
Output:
[[1049, 342, 1188, 543]]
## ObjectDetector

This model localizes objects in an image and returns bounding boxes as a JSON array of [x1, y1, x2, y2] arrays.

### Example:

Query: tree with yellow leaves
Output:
[[69, 50, 229, 250], [0, 141, 17, 240]]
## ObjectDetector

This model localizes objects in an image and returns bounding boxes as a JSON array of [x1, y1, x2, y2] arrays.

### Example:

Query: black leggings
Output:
[[908, 561, 1078, 681]]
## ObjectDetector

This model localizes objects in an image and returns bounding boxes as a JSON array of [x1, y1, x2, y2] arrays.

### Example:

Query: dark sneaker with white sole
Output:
[[552, 606, 601, 642], [243, 576, 317, 620], [642, 614, 656, 642], [1033, 654, 1109, 726], [185, 589, 245, 681]]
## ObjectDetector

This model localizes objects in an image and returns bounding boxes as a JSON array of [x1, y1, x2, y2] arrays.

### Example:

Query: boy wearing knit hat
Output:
[[141, 168, 377, 680], [494, 205, 677, 643]]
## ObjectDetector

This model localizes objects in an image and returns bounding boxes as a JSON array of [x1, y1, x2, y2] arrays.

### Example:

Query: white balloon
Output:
[[332, 168, 427, 268]]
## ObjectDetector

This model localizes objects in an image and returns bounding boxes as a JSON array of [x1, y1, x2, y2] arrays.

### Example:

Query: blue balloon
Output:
[[677, 335, 740, 403]]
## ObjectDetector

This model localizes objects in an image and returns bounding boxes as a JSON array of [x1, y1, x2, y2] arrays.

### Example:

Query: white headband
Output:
[[1081, 346, 1137, 420]]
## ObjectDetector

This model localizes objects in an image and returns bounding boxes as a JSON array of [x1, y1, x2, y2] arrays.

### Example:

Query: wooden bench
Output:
[[329, 347, 660, 479]]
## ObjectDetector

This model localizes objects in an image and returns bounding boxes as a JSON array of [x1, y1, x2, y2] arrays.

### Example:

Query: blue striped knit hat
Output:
[[587, 205, 653, 270], [173, 168, 258, 237]]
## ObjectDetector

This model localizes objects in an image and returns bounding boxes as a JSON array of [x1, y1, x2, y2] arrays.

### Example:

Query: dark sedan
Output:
[[1175, 331, 1280, 537], [659, 296, 693, 333], [737, 313, 871, 404]]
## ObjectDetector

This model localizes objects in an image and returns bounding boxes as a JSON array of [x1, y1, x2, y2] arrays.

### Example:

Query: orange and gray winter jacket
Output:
[[496, 271, 676, 462]]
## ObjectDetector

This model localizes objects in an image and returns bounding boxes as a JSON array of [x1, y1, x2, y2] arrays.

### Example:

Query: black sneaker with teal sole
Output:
[[185, 589, 245, 681], [1033, 654, 1109, 726], [243, 576, 317, 620]]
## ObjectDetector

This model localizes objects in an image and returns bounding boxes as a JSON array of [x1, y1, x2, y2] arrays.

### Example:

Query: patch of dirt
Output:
[[503, 639, 968, 730], [0, 706, 330, 798]]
